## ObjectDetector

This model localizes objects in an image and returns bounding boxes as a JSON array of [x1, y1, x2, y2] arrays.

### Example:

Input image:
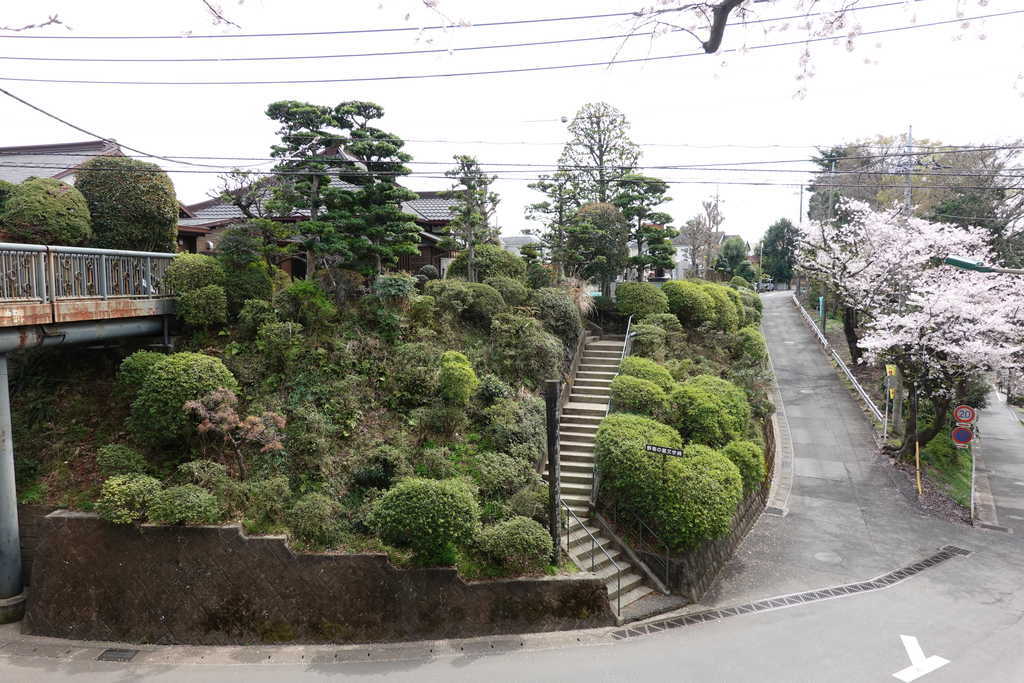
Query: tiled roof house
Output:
[[0, 140, 123, 185]]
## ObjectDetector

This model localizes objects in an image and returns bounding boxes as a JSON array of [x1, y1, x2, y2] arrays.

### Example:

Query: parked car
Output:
[[756, 280, 775, 292]]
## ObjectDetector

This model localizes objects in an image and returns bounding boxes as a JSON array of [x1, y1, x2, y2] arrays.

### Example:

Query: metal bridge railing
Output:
[[0, 243, 175, 303]]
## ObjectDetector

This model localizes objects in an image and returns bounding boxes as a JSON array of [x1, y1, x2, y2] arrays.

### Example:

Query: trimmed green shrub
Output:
[[287, 493, 345, 548], [476, 373, 513, 405], [409, 294, 436, 326], [594, 413, 682, 516], [369, 477, 480, 564], [177, 284, 228, 328], [620, 356, 675, 392], [349, 445, 412, 490], [630, 324, 667, 361], [534, 287, 583, 348], [508, 482, 549, 525], [616, 282, 669, 318], [526, 261, 555, 289], [390, 342, 441, 406], [464, 282, 508, 326], [373, 272, 417, 300], [699, 282, 739, 332], [730, 275, 753, 290], [722, 440, 766, 493], [95, 473, 162, 525], [448, 244, 526, 280], [96, 444, 148, 477], [178, 459, 244, 513], [418, 264, 439, 280], [118, 350, 166, 395], [484, 397, 546, 462], [244, 476, 291, 527], [733, 326, 767, 364], [224, 262, 273, 317], [0, 178, 92, 246], [149, 484, 221, 525], [661, 280, 716, 328], [237, 299, 278, 340], [484, 276, 531, 307], [724, 287, 746, 326], [479, 516, 552, 573], [425, 278, 473, 317], [741, 288, 763, 314], [439, 351, 479, 406], [470, 451, 538, 500], [129, 352, 238, 446], [75, 156, 177, 252], [0, 179, 14, 209], [661, 453, 743, 549], [274, 279, 337, 329], [667, 375, 750, 447], [166, 253, 225, 293], [256, 321, 303, 373], [639, 313, 683, 337], [610, 374, 668, 418], [682, 444, 719, 460], [489, 313, 562, 389]]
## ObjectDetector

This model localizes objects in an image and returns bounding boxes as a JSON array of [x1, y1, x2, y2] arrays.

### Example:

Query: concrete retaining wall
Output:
[[16, 504, 56, 586], [24, 511, 614, 645]]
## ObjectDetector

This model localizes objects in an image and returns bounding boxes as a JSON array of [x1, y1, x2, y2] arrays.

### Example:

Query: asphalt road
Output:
[[3, 291, 1023, 682], [975, 388, 1024, 535]]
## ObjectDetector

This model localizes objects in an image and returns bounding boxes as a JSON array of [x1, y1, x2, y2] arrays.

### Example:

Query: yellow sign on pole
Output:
[[885, 364, 898, 399]]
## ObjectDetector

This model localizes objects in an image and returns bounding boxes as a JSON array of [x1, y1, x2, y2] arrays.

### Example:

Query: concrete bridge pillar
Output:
[[0, 354, 25, 623]]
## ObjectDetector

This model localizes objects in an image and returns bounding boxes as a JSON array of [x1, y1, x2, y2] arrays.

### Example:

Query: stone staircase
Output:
[[544, 333, 653, 614]]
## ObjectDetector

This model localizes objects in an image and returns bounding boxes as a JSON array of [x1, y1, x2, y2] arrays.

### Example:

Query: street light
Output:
[[943, 256, 1024, 275]]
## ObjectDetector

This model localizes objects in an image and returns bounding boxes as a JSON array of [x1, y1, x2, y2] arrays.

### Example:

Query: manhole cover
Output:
[[97, 649, 138, 662]]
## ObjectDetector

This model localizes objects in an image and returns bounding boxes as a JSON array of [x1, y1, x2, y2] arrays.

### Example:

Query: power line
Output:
[[0, 11, 639, 40], [0, 0, 920, 62], [1, 8, 1017, 86]]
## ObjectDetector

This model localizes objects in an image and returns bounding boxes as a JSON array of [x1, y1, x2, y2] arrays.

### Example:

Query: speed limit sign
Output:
[[954, 405, 976, 424]]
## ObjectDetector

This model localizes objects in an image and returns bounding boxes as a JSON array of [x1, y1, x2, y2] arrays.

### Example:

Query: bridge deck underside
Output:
[[0, 298, 174, 327]]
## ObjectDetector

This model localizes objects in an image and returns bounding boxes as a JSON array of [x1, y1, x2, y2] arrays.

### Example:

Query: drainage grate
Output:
[[611, 545, 971, 640], [96, 648, 138, 662]]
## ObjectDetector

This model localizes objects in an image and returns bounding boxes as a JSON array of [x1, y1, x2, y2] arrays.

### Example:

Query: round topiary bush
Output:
[[724, 287, 746, 326], [96, 444, 148, 477], [661, 453, 743, 549], [594, 412, 683, 515], [370, 477, 480, 565], [615, 282, 669, 318], [75, 156, 178, 252], [661, 280, 716, 328], [373, 272, 418, 301], [733, 325, 767, 364], [619, 356, 675, 392], [469, 451, 538, 500], [721, 440, 766, 493], [476, 373, 513, 405], [639, 313, 683, 338], [287, 493, 344, 548], [223, 262, 273, 317], [533, 287, 583, 347], [630, 323, 667, 361], [129, 352, 239, 446], [165, 253, 225, 293], [243, 476, 292, 527], [448, 243, 526, 280], [479, 516, 552, 573], [484, 276, 531, 307], [729, 275, 753, 290], [610, 374, 668, 418], [488, 313, 562, 390], [177, 284, 228, 328], [148, 484, 222, 525], [439, 351, 479, 406], [464, 282, 507, 326], [698, 282, 739, 332], [95, 473, 162, 525], [273, 279, 337, 329], [0, 178, 92, 245], [484, 397, 546, 461], [424, 278, 473, 318], [118, 350, 166, 395], [508, 481, 549, 525], [667, 375, 750, 447], [682, 444, 719, 460]]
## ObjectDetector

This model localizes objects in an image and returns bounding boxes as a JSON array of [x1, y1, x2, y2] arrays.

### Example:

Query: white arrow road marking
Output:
[[893, 635, 950, 682]]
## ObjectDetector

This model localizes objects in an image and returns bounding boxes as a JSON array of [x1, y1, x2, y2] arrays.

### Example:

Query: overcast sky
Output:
[[1, 0, 1021, 246]]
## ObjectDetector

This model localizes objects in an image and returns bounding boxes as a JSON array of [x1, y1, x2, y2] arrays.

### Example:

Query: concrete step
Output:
[[585, 349, 622, 359], [564, 524, 601, 544], [607, 572, 646, 600], [573, 378, 613, 389], [561, 492, 591, 510], [616, 586, 655, 609], [560, 481, 594, 497], [587, 340, 626, 349], [569, 393, 609, 405], [572, 387, 611, 398], [558, 430, 596, 443], [602, 334, 627, 342], [562, 403, 607, 417], [559, 420, 599, 432], [577, 543, 623, 566], [580, 357, 620, 367], [554, 471, 593, 486], [567, 527, 610, 551], [559, 453, 595, 467]]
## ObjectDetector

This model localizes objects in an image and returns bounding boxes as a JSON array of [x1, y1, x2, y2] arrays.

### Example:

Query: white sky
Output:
[[1, 0, 1022, 247]]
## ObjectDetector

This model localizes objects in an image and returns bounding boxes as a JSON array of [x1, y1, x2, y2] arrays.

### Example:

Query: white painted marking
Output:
[[892, 635, 949, 682]]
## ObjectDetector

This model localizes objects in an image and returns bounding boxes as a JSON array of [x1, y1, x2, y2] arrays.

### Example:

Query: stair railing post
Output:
[[545, 379, 561, 566]]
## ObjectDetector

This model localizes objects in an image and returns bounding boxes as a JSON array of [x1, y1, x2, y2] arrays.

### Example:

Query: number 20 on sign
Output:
[[953, 404, 976, 424]]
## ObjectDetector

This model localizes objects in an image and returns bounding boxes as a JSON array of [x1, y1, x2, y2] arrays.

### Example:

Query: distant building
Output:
[[0, 139, 123, 186], [501, 234, 539, 256]]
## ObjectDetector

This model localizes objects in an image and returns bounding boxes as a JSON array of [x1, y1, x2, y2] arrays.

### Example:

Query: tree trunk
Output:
[[468, 241, 476, 283], [306, 176, 321, 281], [842, 306, 862, 364], [898, 390, 950, 460]]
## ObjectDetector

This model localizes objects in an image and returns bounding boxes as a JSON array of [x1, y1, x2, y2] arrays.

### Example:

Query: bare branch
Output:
[[0, 15, 63, 33], [201, 0, 241, 29]]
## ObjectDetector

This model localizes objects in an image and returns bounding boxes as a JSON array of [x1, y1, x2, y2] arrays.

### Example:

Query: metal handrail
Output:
[[560, 497, 621, 617], [593, 314, 634, 503], [791, 294, 884, 424], [604, 503, 671, 589]]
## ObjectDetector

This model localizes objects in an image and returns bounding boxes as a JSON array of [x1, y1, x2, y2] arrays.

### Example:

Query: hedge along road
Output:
[[3, 292, 1024, 682]]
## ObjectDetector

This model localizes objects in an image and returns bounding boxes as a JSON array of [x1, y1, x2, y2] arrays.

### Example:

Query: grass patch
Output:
[[920, 432, 972, 507]]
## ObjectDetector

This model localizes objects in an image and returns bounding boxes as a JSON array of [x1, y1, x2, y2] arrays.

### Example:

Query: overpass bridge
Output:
[[0, 242, 177, 623]]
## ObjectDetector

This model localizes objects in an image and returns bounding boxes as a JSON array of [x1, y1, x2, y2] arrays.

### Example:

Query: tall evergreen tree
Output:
[[525, 170, 578, 278], [612, 173, 676, 280], [440, 155, 500, 283], [563, 202, 630, 297], [760, 217, 799, 284], [559, 102, 640, 203]]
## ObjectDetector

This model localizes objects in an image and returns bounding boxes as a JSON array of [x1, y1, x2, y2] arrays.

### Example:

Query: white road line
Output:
[[892, 635, 950, 682]]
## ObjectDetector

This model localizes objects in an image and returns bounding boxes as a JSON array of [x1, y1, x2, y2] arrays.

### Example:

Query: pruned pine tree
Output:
[[559, 102, 640, 204], [613, 173, 676, 281], [440, 155, 500, 283]]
